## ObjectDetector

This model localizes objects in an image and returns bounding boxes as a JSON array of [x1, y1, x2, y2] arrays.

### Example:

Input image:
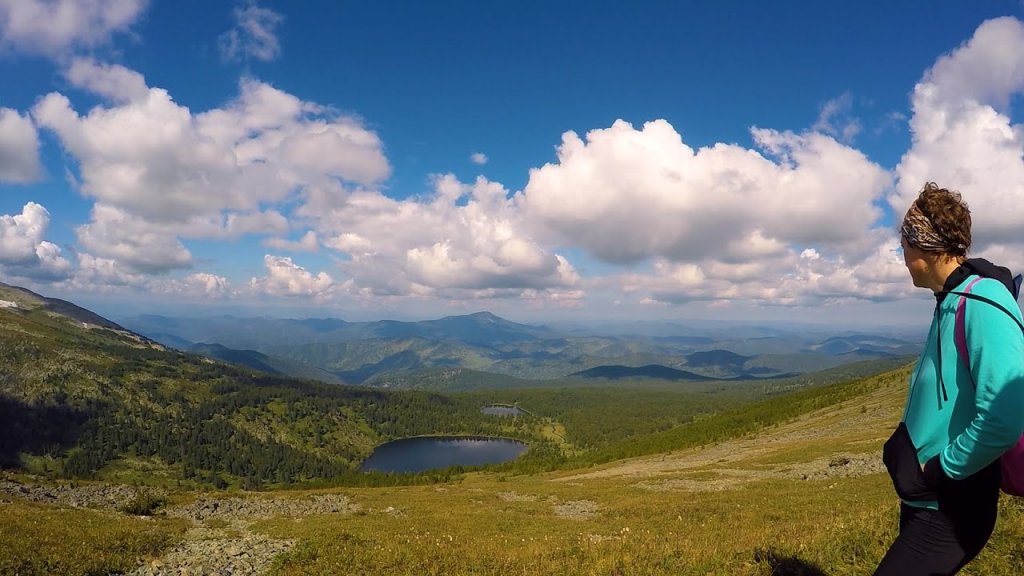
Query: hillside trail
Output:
[[554, 376, 905, 492]]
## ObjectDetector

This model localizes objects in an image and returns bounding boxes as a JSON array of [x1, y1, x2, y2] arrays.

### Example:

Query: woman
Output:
[[875, 182, 1024, 575]]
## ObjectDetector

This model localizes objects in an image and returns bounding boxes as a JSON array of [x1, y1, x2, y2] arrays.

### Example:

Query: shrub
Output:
[[119, 489, 166, 516]]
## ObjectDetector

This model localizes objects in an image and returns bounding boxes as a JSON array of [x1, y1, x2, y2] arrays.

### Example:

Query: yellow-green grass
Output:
[[247, 366, 1022, 575], [253, 474, 1023, 575], [0, 499, 188, 575], [7, 365, 1024, 575]]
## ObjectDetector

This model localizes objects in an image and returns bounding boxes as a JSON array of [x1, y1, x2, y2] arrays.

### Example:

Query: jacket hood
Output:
[[940, 257, 1017, 299]]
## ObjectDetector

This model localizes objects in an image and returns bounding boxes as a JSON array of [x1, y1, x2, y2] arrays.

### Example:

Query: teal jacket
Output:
[[901, 265, 1024, 508]]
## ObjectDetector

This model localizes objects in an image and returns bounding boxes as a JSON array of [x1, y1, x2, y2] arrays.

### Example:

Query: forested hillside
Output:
[[0, 287, 560, 489]]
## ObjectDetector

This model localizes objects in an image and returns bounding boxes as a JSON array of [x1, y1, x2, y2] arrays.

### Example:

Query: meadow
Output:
[[4, 364, 1024, 575]]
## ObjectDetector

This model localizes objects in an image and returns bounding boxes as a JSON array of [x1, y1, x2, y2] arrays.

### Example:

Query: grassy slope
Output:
[[7, 364, 1023, 575], [252, 365, 1024, 575]]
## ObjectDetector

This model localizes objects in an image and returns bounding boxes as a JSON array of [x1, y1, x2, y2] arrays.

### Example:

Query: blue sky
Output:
[[1, 1, 1023, 326]]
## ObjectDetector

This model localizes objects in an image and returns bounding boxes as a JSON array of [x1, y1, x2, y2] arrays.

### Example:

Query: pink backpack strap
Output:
[[954, 277, 984, 374]]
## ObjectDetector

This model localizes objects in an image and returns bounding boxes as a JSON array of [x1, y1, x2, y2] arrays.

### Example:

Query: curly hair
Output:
[[902, 182, 971, 256]]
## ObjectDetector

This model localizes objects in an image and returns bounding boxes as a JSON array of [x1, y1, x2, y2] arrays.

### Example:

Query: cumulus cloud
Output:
[[264, 230, 319, 252], [614, 234, 912, 308], [519, 119, 890, 266], [250, 255, 333, 297], [893, 16, 1024, 273], [34, 77, 389, 222], [0, 203, 73, 280], [67, 253, 147, 291], [0, 0, 147, 57], [470, 152, 488, 165], [33, 71, 388, 274], [0, 108, 41, 183], [75, 204, 192, 274], [219, 1, 283, 63], [65, 58, 149, 103], [62, 255, 232, 297], [302, 174, 580, 300], [152, 273, 231, 298]]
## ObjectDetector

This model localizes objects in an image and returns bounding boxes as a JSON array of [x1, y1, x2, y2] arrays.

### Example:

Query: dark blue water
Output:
[[481, 405, 522, 416], [360, 436, 528, 473]]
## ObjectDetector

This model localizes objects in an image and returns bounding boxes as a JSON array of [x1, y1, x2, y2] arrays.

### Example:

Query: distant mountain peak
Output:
[[443, 311, 503, 322]]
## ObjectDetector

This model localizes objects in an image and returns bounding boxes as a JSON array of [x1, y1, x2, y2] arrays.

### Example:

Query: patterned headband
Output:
[[900, 203, 966, 254]]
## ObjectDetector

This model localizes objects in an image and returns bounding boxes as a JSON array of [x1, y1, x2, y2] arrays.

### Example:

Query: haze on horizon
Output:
[[2, 2, 1023, 328]]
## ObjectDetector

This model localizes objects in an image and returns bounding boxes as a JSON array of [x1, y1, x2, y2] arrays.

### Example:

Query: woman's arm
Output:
[[935, 280, 1024, 480]]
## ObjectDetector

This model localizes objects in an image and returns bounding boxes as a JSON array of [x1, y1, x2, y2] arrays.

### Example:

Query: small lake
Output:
[[360, 436, 528, 473], [480, 405, 523, 417]]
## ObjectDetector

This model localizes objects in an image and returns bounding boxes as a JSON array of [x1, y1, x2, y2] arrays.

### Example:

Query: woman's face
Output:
[[901, 235, 930, 288]]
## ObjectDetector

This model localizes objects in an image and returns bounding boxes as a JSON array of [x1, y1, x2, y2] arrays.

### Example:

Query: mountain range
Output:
[[119, 311, 922, 387]]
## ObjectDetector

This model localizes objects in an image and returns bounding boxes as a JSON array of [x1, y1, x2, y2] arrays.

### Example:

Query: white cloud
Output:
[[67, 253, 147, 291], [812, 93, 862, 143], [0, 108, 42, 183], [34, 77, 389, 223], [250, 255, 333, 297], [612, 234, 913, 307], [76, 204, 192, 274], [65, 58, 149, 103], [470, 152, 488, 165], [33, 72, 388, 275], [893, 16, 1024, 273], [0, 0, 147, 57], [152, 273, 231, 299], [519, 119, 890, 265], [222, 210, 290, 237], [219, 1, 284, 63], [264, 230, 319, 252], [0, 203, 72, 280], [302, 174, 580, 299], [29, 241, 75, 280]]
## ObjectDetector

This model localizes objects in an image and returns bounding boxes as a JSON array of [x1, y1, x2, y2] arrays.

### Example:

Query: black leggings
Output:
[[876, 428, 1003, 569], [872, 503, 996, 575]]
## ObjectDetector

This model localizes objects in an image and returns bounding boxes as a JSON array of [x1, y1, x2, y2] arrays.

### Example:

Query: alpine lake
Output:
[[360, 405, 528, 473]]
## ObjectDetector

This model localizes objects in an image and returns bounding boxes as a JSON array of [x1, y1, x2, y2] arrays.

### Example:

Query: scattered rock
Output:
[[553, 499, 599, 519], [0, 479, 164, 511], [829, 455, 852, 467], [164, 493, 358, 522], [128, 531, 294, 576]]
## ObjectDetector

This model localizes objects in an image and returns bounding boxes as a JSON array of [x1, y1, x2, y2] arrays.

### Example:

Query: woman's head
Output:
[[899, 182, 971, 257], [899, 183, 972, 291]]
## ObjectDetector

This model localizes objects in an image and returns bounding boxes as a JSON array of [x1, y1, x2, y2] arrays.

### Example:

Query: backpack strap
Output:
[[953, 278, 984, 375], [952, 278, 1024, 380]]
